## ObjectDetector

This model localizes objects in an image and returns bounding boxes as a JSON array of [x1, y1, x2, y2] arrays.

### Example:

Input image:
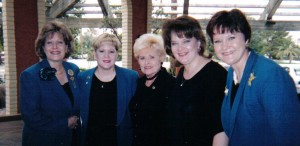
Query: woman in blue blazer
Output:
[[78, 33, 138, 146], [207, 9, 300, 145], [20, 21, 80, 146]]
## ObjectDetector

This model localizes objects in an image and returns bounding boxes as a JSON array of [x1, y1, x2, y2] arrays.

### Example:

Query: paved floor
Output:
[[0, 120, 23, 146]]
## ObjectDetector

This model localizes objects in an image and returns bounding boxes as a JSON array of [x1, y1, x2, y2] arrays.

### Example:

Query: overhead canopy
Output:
[[23, 0, 300, 31]]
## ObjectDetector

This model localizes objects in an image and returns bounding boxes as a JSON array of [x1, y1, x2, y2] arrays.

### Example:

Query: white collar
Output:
[[233, 51, 251, 85]]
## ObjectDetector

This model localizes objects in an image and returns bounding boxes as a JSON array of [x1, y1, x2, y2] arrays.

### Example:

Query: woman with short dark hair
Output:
[[206, 9, 300, 145]]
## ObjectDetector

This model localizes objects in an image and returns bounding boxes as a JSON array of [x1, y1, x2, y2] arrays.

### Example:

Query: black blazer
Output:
[[129, 67, 175, 146]]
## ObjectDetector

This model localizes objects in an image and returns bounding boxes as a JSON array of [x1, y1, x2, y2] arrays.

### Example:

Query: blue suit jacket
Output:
[[222, 50, 300, 146], [78, 65, 138, 146], [20, 59, 80, 146]]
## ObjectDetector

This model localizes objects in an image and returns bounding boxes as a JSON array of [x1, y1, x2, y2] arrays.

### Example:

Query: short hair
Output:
[[35, 20, 74, 59], [206, 9, 251, 43], [162, 15, 209, 58], [92, 33, 120, 51], [133, 33, 166, 61]]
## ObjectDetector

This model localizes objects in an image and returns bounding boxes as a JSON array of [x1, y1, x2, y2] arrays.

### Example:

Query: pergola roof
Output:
[[44, 0, 300, 31]]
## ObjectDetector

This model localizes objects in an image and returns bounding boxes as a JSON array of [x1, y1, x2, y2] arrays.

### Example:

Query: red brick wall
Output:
[[14, 0, 39, 112], [14, 0, 39, 76], [132, 0, 148, 76]]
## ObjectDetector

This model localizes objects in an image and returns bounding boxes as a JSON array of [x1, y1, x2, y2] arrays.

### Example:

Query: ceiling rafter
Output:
[[183, 0, 189, 15], [42, 0, 300, 31], [48, 17, 300, 31], [260, 0, 283, 20], [47, 0, 80, 18], [97, 0, 113, 17], [73, 3, 300, 9]]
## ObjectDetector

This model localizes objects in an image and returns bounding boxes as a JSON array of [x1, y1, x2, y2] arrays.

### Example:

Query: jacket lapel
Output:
[[39, 59, 72, 109], [116, 66, 126, 126], [228, 50, 258, 136], [82, 68, 96, 125]]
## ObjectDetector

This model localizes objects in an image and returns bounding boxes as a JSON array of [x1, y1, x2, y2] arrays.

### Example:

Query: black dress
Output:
[[165, 61, 227, 146], [129, 67, 175, 146], [85, 75, 117, 146]]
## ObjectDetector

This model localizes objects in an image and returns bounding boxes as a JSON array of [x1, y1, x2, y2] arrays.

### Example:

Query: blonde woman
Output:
[[78, 33, 138, 146], [129, 33, 175, 146]]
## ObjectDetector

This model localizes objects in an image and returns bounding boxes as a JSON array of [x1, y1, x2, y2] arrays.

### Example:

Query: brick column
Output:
[[3, 0, 17, 115], [2, 0, 40, 115], [121, 0, 133, 69], [37, 0, 47, 30], [132, 0, 148, 74]]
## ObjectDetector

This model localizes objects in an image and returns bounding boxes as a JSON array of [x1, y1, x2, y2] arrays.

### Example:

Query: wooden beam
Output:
[[66, 10, 300, 17], [97, 0, 113, 17], [47, 18, 122, 28], [47, 0, 80, 18], [74, 2, 300, 9], [47, 17, 300, 31], [260, 0, 283, 20], [183, 0, 189, 15]]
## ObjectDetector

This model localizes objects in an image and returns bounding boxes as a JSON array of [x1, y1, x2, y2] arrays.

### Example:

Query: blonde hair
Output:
[[133, 33, 166, 60], [92, 33, 121, 51]]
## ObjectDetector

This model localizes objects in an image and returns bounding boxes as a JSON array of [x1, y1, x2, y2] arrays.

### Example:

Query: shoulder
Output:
[[63, 61, 80, 75], [20, 62, 40, 77], [203, 60, 227, 79], [78, 67, 95, 77], [161, 67, 176, 82], [115, 66, 139, 77], [254, 54, 285, 74], [64, 61, 79, 70], [208, 60, 227, 73]]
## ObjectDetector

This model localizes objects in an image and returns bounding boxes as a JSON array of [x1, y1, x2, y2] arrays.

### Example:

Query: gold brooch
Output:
[[68, 69, 76, 88], [68, 69, 74, 76], [248, 73, 256, 86], [224, 87, 228, 96]]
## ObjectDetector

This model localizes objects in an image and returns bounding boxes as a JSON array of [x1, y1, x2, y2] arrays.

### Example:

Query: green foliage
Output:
[[80, 28, 97, 61], [152, 7, 170, 34], [250, 30, 300, 60]]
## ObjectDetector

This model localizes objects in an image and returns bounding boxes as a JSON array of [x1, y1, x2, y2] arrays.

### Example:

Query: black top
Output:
[[62, 82, 79, 146], [230, 81, 239, 109], [165, 61, 227, 146], [62, 82, 74, 106], [85, 75, 117, 146], [129, 67, 175, 146]]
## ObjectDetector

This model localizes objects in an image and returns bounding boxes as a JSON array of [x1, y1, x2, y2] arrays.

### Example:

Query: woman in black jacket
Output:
[[129, 33, 175, 146]]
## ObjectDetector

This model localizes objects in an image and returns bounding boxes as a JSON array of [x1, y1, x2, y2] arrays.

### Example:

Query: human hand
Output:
[[68, 116, 79, 129]]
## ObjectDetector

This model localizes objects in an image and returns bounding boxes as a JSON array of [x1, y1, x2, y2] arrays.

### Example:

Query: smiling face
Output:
[[137, 48, 163, 78], [94, 41, 117, 70], [170, 31, 201, 65], [43, 32, 67, 62], [212, 29, 249, 69]]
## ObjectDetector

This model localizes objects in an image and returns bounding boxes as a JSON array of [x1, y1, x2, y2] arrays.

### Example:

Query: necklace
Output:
[[146, 69, 161, 80], [180, 77, 186, 87], [96, 69, 116, 88]]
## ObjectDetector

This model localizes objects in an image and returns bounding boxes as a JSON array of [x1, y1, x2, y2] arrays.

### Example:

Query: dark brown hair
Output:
[[206, 9, 251, 43], [162, 15, 210, 58], [35, 20, 74, 59]]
